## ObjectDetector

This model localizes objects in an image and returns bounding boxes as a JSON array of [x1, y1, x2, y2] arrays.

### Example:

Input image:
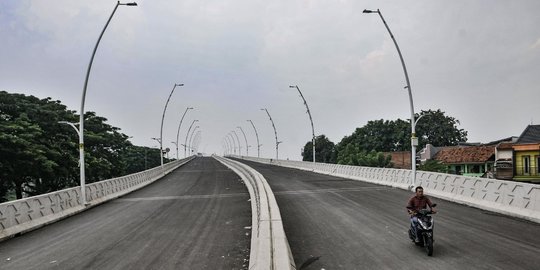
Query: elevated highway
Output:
[[2, 156, 540, 269], [235, 159, 540, 270], [0, 157, 251, 270]]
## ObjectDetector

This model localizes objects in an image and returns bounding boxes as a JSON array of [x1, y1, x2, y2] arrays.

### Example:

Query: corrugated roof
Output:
[[433, 145, 495, 164], [517, 125, 540, 143]]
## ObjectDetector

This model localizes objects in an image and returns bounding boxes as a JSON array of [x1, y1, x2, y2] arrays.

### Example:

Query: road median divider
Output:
[[213, 155, 296, 270]]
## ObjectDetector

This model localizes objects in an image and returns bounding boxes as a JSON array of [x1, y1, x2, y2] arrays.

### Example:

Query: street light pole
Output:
[[151, 137, 161, 165], [228, 133, 237, 155], [188, 126, 199, 154], [231, 130, 242, 156], [184, 120, 198, 157], [223, 137, 231, 155], [78, 1, 137, 206], [363, 8, 417, 189], [290, 85, 316, 163], [247, 120, 261, 158], [171, 142, 178, 160], [225, 136, 232, 155], [159, 83, 183, 169], [237, 126, 249, 156], [261, 108, 280, 160], [175, 107, 193, 159], [191, 131, 201, 153]]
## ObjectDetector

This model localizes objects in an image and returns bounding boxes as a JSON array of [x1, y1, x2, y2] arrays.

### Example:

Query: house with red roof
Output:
[[432, 145, 495, 177]]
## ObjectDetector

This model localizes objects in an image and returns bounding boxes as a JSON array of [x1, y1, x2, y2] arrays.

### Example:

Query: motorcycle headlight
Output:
[[418, 219, 429, 229]]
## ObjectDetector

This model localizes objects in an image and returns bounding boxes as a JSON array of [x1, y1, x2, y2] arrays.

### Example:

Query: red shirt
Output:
[[407, 195, 433, 212]]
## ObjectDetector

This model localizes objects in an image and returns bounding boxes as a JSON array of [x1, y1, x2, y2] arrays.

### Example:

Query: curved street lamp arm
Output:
[[58, 121, 81, 136], [261, 108, 279, 160], [247, 120, 261, 158], [184, 119, 198, 157], [175, 107, 193, 159], [237, 126, 249, 156], [188, 126, 200, 152], [231, 130, 242, 155], [290, 85, 316, 163], [227, 133, 237, 154], [78, 1, 137, 205], [365, 8, 416, 189]]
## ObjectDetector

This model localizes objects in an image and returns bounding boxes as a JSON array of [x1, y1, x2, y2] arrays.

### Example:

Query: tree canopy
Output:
[[306, 109, 468, 168], [0, 91, 166, 202], [301, 135, 336, 163], [335, 109, 467, 159]]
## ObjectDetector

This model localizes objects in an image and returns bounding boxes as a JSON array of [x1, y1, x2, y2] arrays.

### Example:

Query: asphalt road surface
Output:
[[0, 157, 251, 270], [235, 159, 540, 270]]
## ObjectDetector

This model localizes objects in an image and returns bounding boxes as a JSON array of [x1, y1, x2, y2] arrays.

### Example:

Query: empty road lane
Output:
[[235, 159, 540, 270], [0, 157, 251, 270]]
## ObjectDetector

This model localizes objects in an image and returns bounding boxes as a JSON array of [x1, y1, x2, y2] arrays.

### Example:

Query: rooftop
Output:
[[434, 145, 495, 164], [517, 125, 540, 144]]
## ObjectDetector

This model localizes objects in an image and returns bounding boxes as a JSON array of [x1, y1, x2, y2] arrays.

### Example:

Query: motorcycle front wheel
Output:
[[425, 237, 433, 256]]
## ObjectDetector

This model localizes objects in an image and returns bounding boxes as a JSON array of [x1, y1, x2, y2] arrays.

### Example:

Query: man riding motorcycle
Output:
[[406, 186, 436, 243]]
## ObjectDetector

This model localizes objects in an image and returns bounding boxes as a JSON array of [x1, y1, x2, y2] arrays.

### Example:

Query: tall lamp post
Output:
[[151, 137, 161, 163], [222, 140, 227, 155], [261, 108, 281, 160], [231, 130, 242, 156], [159, 83, 183, 169], [247, 120, 261, 158], [171, 141, 178, 159], [228, 132, 237, 155], [223, 137, 231, 155], [184, 120, 198, 157], [290, 85, 316, 163], [363, 8, 417, 189], [237, 126, 249, 156], [175, 107, 193, 159], [224, 137, 232, 155], [191, 131, 201, 153], [78, 1, 137, 206], [188, 126, 200, 154]]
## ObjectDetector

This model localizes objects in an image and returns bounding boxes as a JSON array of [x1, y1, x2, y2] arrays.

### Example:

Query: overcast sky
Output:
[[1, 0, 539, 160]]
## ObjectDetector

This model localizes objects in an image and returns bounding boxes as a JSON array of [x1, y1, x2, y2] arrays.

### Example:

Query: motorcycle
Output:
[[408, 203, 437, 256]]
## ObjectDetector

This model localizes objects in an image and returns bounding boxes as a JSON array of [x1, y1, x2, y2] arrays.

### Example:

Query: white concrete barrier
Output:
[[213, 155, 295, 270], [230, 155, 540, 224], [0, 156, 195, 242]]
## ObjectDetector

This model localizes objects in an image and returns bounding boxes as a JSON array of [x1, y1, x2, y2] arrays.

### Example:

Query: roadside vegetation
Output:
[[0, 91, 167, 202], [302, 109, 468, 168]]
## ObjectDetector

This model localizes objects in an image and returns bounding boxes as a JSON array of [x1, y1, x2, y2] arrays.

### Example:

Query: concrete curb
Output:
[[213, 155, 296, 270]]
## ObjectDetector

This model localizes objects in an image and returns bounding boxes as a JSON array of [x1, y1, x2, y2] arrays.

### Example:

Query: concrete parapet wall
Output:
[[0, 156, 195, 242], [231, 155, 540, 224], [213, 155, 295, 270]]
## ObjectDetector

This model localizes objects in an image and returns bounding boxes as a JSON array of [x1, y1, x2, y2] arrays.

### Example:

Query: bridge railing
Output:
[[0, 156, 195, 242], [230, 155, 540, 224], [214, 155, 295, 270]]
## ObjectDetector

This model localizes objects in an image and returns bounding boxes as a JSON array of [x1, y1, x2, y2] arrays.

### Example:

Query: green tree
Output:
[[334, 109, 467, 169], [418, 159, 447, 173], [1, 92, 78, 199], [0, 91, 165, 201], [83, 112, 131, 183], [301, 135, 336, 163], [415, 109, 468, 148], [123, 145, 162, 174], [0, 113, 54, 198], [336, 147, 392, 168]]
